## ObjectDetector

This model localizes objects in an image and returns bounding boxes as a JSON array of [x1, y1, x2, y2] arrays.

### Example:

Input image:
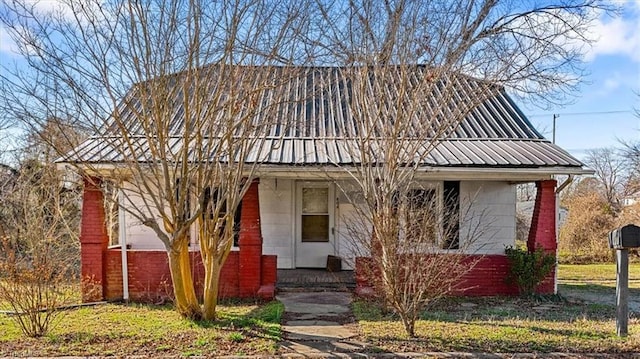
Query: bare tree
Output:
[[583, 147, 629, 211], [559, 179, 615, 263], [344, 183, 489, 336], [620, 140, 640, 197], [0, 160, 80, 337], [0, 0, 310, 320], [308, 0, 610, 337]]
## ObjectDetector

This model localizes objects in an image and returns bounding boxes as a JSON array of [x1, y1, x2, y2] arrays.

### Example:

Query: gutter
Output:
[[556, 174, 574, 194], [118, 189, 129, 302], [553, 174, 574, 294]]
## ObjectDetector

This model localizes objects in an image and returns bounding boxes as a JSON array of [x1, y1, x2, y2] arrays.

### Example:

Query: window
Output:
[[202, 187, 242, 247], [301, 187, 330, 242], [175, 178, 191, 220], [442, 181, 460, 249], [398, 181, 460, 250], [102, 180, 119, 246]]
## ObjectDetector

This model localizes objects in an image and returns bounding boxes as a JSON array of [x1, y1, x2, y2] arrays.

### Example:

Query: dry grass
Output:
[[354, 296, 640, 354], [0, 301, 283, 357], [558, 263, 640, 284], [354, 264, 640, 354]]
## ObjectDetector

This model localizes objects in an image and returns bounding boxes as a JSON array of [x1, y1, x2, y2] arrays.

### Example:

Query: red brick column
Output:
[[80, 176, 109, 302], [527, 180, 557, 253], [239, 179, 262, 297], [527, 179, 557, 293]]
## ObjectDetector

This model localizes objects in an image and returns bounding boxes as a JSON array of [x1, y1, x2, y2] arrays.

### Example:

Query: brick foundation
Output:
[[104, 250, 276, 302], [355, 255, 519, 297]]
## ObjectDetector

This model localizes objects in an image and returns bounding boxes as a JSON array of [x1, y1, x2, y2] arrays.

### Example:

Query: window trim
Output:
[[400, 181, 460, 251]]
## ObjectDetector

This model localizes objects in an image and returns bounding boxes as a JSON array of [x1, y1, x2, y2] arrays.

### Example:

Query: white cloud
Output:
[[0, 25, 19, 56], [26, 0, 76, 19], [603, 77, 621, 91], [583, 4, 640, 62]]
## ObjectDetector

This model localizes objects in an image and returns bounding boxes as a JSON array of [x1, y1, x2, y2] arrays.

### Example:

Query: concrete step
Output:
[[277, 283, 356, 293]]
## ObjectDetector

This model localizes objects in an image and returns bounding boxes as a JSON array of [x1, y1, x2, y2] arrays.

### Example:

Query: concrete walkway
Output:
[[276, 291, 366, 356]]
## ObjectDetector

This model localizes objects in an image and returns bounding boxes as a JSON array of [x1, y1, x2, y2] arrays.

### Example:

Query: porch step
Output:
[[276, 269, 356, 293], [277, 283, 356, 293]]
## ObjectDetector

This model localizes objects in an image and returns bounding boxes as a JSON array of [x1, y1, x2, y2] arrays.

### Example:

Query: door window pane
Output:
[[302, 188, 328, 213], [301, 215, 329, 242]]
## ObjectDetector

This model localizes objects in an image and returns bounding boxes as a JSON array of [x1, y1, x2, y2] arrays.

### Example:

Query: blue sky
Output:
[[0, 1, 639, 162], [522, 0, 640, 160]]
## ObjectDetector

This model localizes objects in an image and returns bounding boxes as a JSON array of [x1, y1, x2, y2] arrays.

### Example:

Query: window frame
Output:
[[398, 181, 460, 251], [201, 186, 243, 250]]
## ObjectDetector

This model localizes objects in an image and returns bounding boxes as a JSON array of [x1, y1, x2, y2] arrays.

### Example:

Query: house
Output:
[[59, 66, 591, 302]]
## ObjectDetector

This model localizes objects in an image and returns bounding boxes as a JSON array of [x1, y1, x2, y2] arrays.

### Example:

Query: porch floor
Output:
[[276, 269, 355, 292]]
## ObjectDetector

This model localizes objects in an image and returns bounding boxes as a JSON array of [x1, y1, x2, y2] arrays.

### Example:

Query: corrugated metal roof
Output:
[[63, 137, 582, 168], [60, 66, 585, 171]]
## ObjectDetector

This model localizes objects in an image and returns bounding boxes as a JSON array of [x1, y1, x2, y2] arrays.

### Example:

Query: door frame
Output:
[[294, 181, 336, 268]]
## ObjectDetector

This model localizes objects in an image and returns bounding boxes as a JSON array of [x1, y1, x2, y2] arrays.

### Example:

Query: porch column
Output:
[[527, 180, 557, 253], [238, 179, 263, 297], [527, 179, 557, 294], [80, 176, 109, 302]]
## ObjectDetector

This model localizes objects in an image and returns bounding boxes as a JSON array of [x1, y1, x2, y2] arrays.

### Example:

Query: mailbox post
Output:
[[608, 224, 640, 337]]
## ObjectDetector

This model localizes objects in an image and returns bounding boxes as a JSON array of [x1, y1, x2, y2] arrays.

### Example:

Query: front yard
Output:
[[353, 263, 640, 354], [2, 264, 639, 356], [354, 295, 639, 354], [0, 301, 283, 357]]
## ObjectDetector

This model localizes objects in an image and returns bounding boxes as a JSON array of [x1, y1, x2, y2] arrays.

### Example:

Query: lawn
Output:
[[0, 301, 283, 357], [354, 296, 639, 354], [558, 263, 640, 287], [558, 263, 640, 297], [353, 263, 640, 354]]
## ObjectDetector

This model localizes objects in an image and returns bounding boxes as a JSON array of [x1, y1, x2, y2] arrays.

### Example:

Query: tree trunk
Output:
[[202, 257, 222, 321], [401, 314, 415, 338], [167, 238, 201, 319]]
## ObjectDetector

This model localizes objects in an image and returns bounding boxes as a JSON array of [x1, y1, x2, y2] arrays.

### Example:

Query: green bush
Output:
[[505, 246, 555, 296]]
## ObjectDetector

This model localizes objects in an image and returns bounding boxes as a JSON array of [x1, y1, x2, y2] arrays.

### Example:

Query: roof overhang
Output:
[[58, 162, 591, 184]]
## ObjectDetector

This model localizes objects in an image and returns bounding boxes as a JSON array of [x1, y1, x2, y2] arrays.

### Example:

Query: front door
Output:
[[295, 182, 335, 268]]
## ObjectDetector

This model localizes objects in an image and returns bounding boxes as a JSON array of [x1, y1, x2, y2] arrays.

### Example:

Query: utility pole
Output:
[[552, 114, 559, 144]]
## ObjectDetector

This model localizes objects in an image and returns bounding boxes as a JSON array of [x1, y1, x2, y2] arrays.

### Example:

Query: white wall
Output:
[[259, 178, 359, 269], [118, 178, 517, 264], [119, 183, 172, 250], [459, 181, 516, 254], [259, 178, 295, 268]]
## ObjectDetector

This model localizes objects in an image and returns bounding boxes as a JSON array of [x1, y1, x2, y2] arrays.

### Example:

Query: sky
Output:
[[522, 0, 640, 160], [0, 1, 639, 163]]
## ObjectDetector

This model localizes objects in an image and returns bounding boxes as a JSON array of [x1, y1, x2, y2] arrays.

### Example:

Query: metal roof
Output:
[[60, 66, 585, 171]]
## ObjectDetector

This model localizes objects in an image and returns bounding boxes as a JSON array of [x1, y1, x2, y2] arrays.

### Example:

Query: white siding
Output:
[[259, 178, 360, 269], [459, 181, 516, 254], [334, 180, 367, 270], [259, 178, 295, 268], [120, 183, 169, 250], [119, 177, 517, 264]]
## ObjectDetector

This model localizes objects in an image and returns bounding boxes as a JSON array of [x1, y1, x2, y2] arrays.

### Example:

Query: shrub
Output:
[[0, 163, 80, 337], [559, 190, 615, 264], [505, 246, 555, 296]]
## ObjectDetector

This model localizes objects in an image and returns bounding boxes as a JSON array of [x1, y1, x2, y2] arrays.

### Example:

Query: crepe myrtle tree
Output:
[[0, 0, 311, 320], [309, 0, 612, 337]]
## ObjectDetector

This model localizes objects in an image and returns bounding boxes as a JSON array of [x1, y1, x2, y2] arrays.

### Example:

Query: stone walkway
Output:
[[276, 291, 366, 357]]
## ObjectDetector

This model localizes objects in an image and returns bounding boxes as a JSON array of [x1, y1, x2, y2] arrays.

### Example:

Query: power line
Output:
[[528, 110, 633, 118]]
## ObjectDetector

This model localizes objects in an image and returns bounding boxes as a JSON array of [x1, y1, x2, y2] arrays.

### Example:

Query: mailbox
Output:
[[609, 224, 640, 249]]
